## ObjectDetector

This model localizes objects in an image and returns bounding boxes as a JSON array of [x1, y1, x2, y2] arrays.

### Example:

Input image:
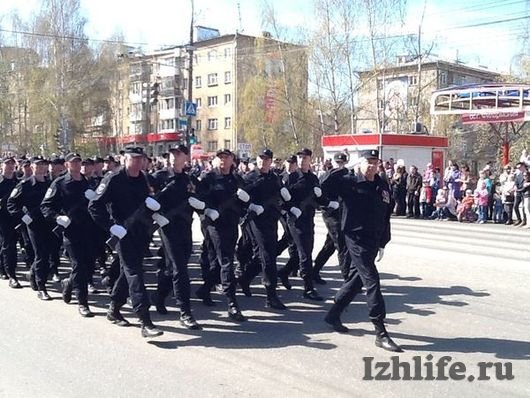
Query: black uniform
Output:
[[41, 173, 98, 309], [7, 176, 51, 293], [196, 167, 247, 319], [238, 168, 288, 305], [88, 167, 156, 325], [0, 175, 19, 282], [152, 169, 198, 320], [314, 167, 350, 281]]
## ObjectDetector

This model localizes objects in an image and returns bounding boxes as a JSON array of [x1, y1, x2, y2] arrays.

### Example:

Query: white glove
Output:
[[56, 215, 71, 228], [22, 214, 33, 225], [145, 197, 161, 211], [289, 207, 302, 218], [188, 196, 205, 210], [377, 248, 385, 262], [204, 208, 220, 221], [236, 188, 250, 203], [152, 212, 170, 227], [248, 203, 264, 216], [84, 189, 96, 200], [280, 187, 291, 201], [313, 186, 322, 197], [328, 201, 339, 210], [109, 224, 127, 240]]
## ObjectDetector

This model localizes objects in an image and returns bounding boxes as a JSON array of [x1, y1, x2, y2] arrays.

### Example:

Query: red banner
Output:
[[461, 112, 525, 124]]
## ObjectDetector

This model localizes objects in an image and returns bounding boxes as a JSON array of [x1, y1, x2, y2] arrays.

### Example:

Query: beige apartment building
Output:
[[356, 55, 501, 136]]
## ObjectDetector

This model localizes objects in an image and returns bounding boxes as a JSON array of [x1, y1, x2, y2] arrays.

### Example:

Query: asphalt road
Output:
[[0, 216, 528, 397]]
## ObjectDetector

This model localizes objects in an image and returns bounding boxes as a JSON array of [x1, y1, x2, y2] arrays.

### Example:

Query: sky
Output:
[[0, 0, 528, 73]]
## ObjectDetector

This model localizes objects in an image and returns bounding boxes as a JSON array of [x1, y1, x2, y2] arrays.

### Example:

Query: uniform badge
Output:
[[9, 188, 18, 198], [96, 183, 106, 195], [382, 190, 390, 204], [44, 187, 54, 199]]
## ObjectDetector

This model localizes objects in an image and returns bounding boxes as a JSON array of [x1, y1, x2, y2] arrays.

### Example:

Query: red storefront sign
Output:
[[461, 112, 525, 124]]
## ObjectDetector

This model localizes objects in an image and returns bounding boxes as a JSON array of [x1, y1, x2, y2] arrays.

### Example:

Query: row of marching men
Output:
[[0, 145, 402, 351]]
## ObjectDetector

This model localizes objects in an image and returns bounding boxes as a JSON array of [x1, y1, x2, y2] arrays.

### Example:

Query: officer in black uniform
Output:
[[324, 149, 402, 352], [14, 158, 34, 268], [237, 149, 291, 309], [152, 144, 203, 329], [48, 156, 66, 283], [195, 148, 248, 322], [0, 157, 21, 287], [7, 156, 53, 300], [88, 146, 163, 338], [313, 152, 351, 283], [41, 153, 98, 317], [277, 148, 338, 301]]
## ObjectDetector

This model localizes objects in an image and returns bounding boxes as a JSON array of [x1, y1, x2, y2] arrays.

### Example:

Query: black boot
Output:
[[28, 269, 38, 291], [195, 284, 215, 306], [153, 292, 168, 315], [265, 293, 287, 310], [61, 278, 73, 304], [139, 312, 163, 338], [78, 304, 95, 318], [227, 301, 246, 322], [302, 278, 323, 301], [277, 269, 292, 290], [324, 302, 348, 333], [8, 278, 22, 289], [237, 276, 252, 297], [107, 302, 130, 327], [373, 320, 403, 352], [37, 289, 52, 301], [180, 311, 201, 330]]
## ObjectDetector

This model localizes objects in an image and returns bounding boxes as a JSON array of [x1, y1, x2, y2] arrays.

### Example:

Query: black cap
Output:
[[258, 149, 274, 159], [124, 147, 144, 157], [359, 149, 379, 160], [50, 156, 65, 165], [2, 156, 15, 164], [216, 148, 234, 157], [93, 156, 104, 163], [286, 154, 297, 163], [65, 153, 82, 162], [168, 144, 189, 155], [296, 148, 312, 157], [334, 152, 348, 163], [20, 158, 31, 166], [31, 156, 48, 164], [104, 155, 116, 163], [82, 158, 94, 165]]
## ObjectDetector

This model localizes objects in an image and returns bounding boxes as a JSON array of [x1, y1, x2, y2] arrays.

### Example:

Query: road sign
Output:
[[178, 118, 188, 128], [185, 101, 197, 116], [238, 143, 252, 152]]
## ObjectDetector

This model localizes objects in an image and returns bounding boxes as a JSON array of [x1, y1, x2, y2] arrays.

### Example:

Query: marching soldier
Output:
[[277, 148, 338, 301], [88, 146, 163, 338], [41, 153, 98, 317], [324, 149, 402, 352], [0, 157, 21, 287], [7, 156, 53, 300], [152, 144, 204, 329], [195, 149, 248, 322]]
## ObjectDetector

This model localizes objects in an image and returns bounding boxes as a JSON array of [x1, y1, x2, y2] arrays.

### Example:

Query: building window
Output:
[[207, 73, 218, 86], [207, 50, 217, 62], [207, 140, 218, 152], [224, 48, 231, 58], [195, 98, 202, 108], [195, 76, 202, 88], [224, 139, 231, 149], [408, 75, 418, 85], [224, 117, 232, 129], [439, 72, 447, 85], [132, 82, 141, 95], [208, 118, 218, 130], [207, 96, 218, 107], [224, 71, 231, 84], [196, 119, 202, 131], [182, 78, 188, 89], [224, 93, 231, 104]]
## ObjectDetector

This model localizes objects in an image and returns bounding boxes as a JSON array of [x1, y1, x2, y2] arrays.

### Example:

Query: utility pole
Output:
[[186, 0, 195, 147]]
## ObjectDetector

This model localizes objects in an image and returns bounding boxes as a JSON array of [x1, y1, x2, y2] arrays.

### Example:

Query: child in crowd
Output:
[[474, 181, 489, 224], [430, 186, 448, 220], [493, 184, 504, 224], [419, 181, 432, 219], [457, 189, 477, 222]]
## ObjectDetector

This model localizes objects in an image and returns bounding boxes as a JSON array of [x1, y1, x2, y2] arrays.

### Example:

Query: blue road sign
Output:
[[185, 101, 197, 116]]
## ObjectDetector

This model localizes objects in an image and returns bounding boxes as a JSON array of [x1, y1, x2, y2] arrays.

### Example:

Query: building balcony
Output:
[[159, 108, 179, 120], [159, 87, 182, 98]]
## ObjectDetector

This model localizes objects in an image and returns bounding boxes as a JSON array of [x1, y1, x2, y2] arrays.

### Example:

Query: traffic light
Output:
[[150, 82, 159, 105], [188, 128, 196, 145]]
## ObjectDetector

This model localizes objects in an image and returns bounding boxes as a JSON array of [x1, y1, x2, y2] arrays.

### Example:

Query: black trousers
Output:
[[49, 233, 62, 274], [203, 221, 239, 302], [241, 219, 279, 292], [406, 192, 421, 217], [63, 229, 96, 305], [514, 193, 525, 223], [18, 225, 34, 266], [111, 227, 151, 319], [27, 222, 52, 290], [313, 213, 350, 280], [276, 215, 290, 256], [157, 224, 193, 312], [278, 216, 314, 289], [0, 216, 17, 279], [334, 232, 386, 321]]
